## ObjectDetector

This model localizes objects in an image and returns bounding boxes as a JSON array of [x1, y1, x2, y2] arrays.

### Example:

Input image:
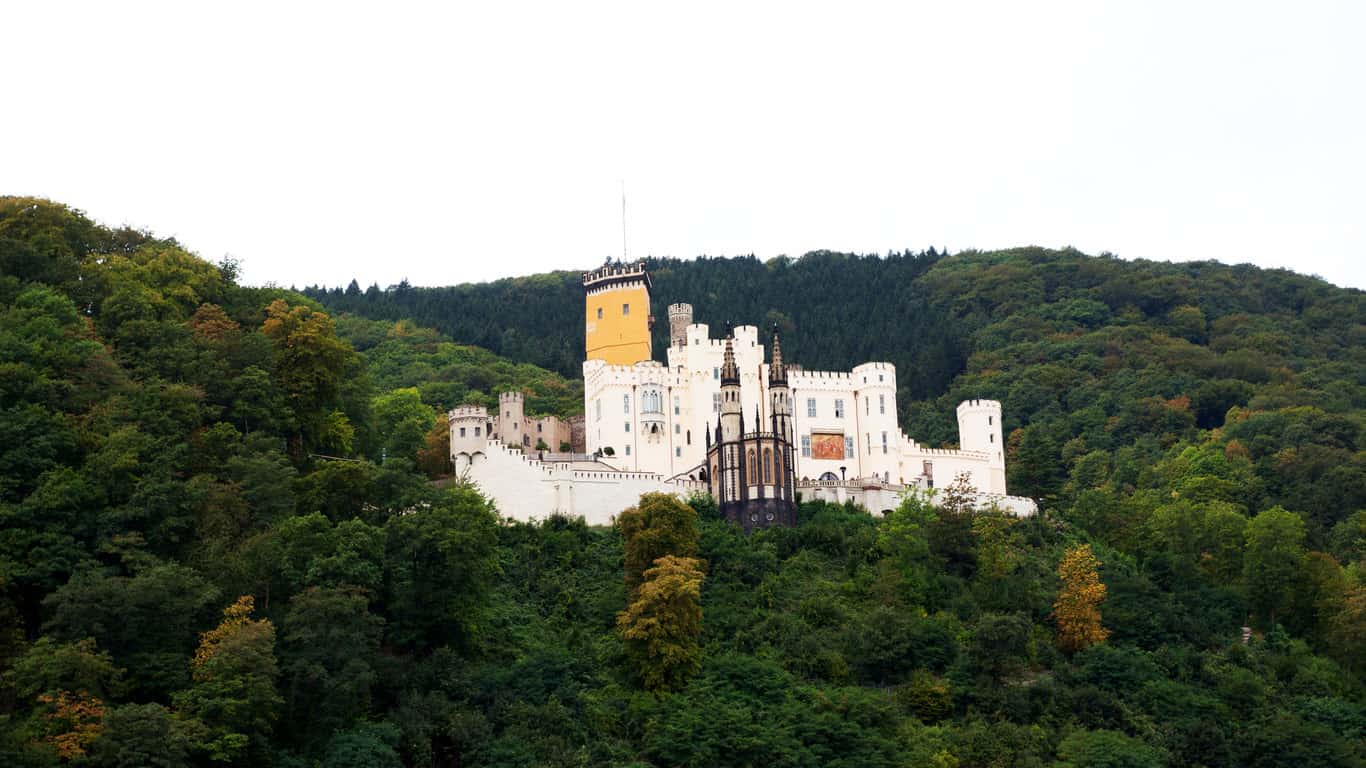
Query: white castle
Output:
[[449, 262, 1035, 525]]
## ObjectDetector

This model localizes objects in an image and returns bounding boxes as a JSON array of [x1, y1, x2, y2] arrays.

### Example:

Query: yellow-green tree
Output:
[[618, 493, 700, 594], [1053, 544, 1110, 654], [174, 595, 282, 763], [617, 555, 705, 693]]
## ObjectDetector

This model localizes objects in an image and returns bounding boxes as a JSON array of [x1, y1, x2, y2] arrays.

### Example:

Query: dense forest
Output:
[[2, 197, 1364, 767]]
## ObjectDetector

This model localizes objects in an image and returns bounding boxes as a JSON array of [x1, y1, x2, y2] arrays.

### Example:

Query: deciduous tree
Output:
[[1054, 544, 1110, 654], [618, 555, 705, 693]]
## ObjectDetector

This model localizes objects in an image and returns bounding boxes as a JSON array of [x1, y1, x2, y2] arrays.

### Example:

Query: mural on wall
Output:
[[811, 432, 845, 460]]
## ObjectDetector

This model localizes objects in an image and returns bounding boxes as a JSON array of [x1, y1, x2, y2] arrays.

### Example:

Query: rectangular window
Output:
[[623, 394, 631, 413], [713, 393, 721, 413], [879, 394, 886, 414], [675, 446, 682, 457], [474, 427, 480, 436], [801, 435, 811, 457], [713, 367, 719, 381], [882, 431, 888, 454], [807, 398, 816, 417], [845, 436, 854, 459], [674, 396, 680, 415], [537, 423, 542, 432], [459, 427, 466, 437], [624, 422, 630, 433], [596, 307, 603, 319], [674, 423, 680, 434], [834, 399, 844, 418], [867, 433, 872, 454], [990, 433, 995, 443], [879, 374, 884, 382], [866, 397, 870, 415], [625, 445, 631, 455], [622, 303, 630, 315]]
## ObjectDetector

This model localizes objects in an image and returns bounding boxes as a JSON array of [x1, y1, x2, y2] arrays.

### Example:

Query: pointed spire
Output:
[[721, 335, 740, 386], [768, 324, 787, 386]]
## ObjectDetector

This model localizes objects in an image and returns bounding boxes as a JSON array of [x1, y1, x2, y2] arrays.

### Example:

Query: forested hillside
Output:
[[3, 198, 1364, 767]]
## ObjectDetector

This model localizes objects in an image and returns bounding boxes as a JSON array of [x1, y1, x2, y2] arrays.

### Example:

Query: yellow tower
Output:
[[583, 261, 653, 365]]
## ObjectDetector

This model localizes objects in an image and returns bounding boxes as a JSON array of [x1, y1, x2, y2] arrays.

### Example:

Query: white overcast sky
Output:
[[6, 1, 1364, 290]]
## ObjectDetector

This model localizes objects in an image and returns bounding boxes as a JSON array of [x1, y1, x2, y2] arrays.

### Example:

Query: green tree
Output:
[[1054, 729, 1165, 768], [279, 587, 383, 746], [383, 486, 500, 651], [90, 703, 202, 768], [260, 299, 356, 454], [1243, 507, 1306, 627], [370, 387, 435, 464]]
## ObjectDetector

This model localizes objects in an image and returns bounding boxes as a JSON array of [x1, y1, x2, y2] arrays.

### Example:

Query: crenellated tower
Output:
[[583, 260, 653, 365], [667, 303, 693, 349]]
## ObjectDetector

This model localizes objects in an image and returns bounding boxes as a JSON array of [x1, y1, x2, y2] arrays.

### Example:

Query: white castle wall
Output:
[[458, 437, 705, 526], [801, 480, 1036, 517]]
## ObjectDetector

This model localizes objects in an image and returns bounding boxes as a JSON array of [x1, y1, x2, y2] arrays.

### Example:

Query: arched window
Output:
[[763, 448, 772, 483], [748, 449, 756, 479]]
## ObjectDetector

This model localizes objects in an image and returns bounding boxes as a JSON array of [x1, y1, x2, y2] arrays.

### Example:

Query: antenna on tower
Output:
[[620, 180, 628, 261]]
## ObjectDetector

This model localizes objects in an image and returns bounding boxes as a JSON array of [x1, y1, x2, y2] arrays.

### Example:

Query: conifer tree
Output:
[[1053, 544, 1110, 654]]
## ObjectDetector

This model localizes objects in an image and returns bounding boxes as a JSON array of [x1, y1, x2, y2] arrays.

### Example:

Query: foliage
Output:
[[619, 493, 702, 593], [618, 555, 706, 693], [2, 199, 1365, 765], [1054, 544, 1111, 654]]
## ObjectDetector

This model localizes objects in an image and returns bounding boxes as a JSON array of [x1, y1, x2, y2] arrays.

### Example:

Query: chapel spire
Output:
[[768, 326, 787, 386], [720, 333, 740, 386]]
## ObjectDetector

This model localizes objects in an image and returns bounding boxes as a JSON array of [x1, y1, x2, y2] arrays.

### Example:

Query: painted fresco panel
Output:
[[811, 432, 845, 460]]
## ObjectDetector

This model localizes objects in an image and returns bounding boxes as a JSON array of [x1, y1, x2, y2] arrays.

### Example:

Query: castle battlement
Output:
[[908, 445, 992, 460], [583, 261, 651, 294], [449, 404, 488, 419], [790, 370, 854, 381], [851, 362, 895, 372], [957, 398, 1002, 412]]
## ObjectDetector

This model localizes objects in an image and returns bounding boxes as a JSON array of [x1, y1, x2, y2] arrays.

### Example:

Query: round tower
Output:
[[667, 303, 693, 349], [449, 404, 490, 471], [499, 391, 527, 448], [956, 399, 1006, 491]]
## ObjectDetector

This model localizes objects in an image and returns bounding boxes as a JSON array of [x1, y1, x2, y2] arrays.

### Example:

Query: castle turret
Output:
[[668, 303, 693, 349], [583, 261, 653, 365]]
